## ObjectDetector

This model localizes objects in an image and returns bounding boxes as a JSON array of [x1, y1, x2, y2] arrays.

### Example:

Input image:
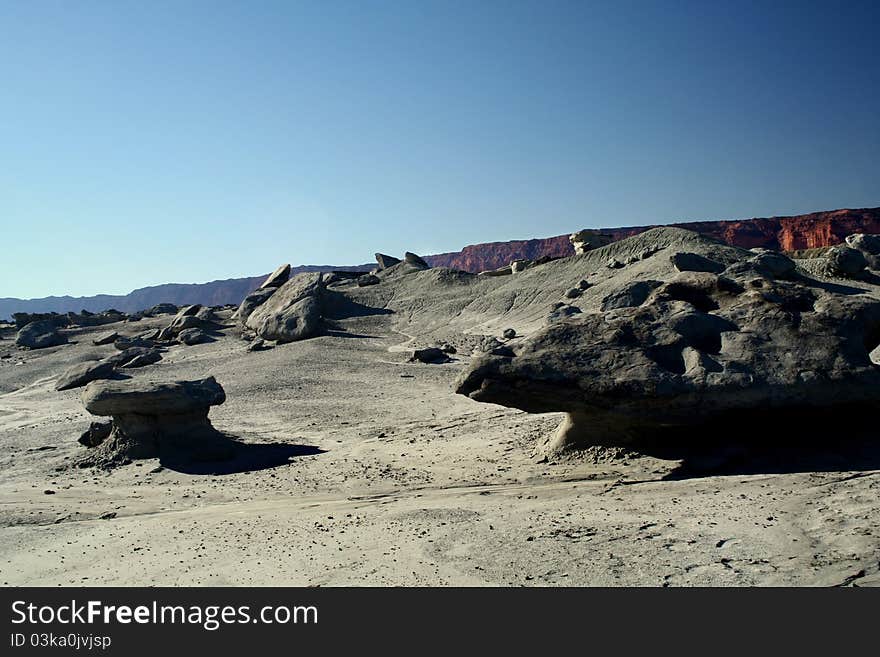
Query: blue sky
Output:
[[2, 0, 878, 298]]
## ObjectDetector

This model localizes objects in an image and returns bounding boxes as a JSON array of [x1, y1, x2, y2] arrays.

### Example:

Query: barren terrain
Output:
[[2, 230, 879, 586]]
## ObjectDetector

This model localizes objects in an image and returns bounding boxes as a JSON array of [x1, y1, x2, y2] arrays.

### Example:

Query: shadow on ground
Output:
[[321, 289, 393, 320], [627, 410, 880, 480], [159, 434, 325, 475]]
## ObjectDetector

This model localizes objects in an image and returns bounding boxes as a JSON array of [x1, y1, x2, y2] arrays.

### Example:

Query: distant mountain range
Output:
[[3, 206, 878, 320]]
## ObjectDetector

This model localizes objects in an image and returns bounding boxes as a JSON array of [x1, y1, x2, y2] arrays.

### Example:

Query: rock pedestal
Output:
[[80, 377, 230, 463]]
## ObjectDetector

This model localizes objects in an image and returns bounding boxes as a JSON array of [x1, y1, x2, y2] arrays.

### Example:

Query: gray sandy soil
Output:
[[2, 231, 879, 586]]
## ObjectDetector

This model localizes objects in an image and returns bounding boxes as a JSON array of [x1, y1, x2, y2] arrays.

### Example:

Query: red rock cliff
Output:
[[425, 207, 880, 271]]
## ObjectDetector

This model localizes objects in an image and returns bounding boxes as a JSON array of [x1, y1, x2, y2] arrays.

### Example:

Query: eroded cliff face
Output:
[[426, 207, 880, 272]]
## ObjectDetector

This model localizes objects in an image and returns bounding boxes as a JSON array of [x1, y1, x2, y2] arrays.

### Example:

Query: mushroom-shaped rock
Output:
[[245, 272, 323, 343], [569, 230, 613, 255], [81, 377, 230, 463]]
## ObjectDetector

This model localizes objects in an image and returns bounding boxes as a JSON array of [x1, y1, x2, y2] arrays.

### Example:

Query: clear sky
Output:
[[2, 0, 878, 299]]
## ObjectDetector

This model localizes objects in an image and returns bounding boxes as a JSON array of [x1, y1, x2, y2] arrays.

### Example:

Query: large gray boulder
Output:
[[823, 245, 868, 277], [80, 376, 230, 463], [55, 360, 116, 391], [456, 257, 880, 454], [177, 328, 211, 345], [102, 346, 162, 368], [245, 273, 323, 343], [259, 263, 291, 290], [15, 320, 66, 349]]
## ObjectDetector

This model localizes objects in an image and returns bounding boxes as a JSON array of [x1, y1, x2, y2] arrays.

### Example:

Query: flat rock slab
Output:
[[259, 263, 291, 289], [83, 376, 226, 416], [55, 360, 116, 391]]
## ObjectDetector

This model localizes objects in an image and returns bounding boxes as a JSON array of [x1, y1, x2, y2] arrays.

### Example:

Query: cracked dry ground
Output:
[[1, 312, 878, 586]]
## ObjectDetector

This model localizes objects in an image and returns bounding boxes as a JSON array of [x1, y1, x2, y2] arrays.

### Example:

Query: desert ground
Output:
[[2, 229, 879, 586]]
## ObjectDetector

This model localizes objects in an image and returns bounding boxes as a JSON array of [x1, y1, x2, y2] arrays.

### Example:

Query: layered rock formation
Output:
[[454, 228, 880, 454]]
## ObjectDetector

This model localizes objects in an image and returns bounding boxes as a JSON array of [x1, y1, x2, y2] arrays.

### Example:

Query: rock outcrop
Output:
[[80, 377, 230, 463], [455, 230, 880, 454]]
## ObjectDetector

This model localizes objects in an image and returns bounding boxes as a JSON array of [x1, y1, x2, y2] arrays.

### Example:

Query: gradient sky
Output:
[[2, 0, 878, 299]]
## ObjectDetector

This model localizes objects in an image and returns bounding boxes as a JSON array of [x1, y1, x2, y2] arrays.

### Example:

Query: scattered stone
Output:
[[15, 320, 66, 349], [578, 279, 591, 290], [438, 343, 457, 354], [99, 512, 117, 520], [44, 490, 55, 495], [601, 280, 662, 311], [114, 336, 154, 350], [606, 258, 624, 269], [410, 347, 449, 364], [246, 338, 272, 352], [548, 304, 582, 322], [357, 274, 381, 287], [259, 263, 291, 290], [564, 287, 582, 299], [195, 306, 216, 322], [103, 347, 162, 369], [404, 252, 430, 269], [177, 328, 211, 345], [78, 421, 112, 447], [510, 259, 532, 274], [502, 328, 517, 339], [749, 249, 796, 278], [92, 331, 119, 346], [55, 360, 116, 391], [120, 352, 163, 368], [375, 253, 402, 270], [478, 265, 513, 277], [146, 303, 178, 316], [670, 252, 725, 274]]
